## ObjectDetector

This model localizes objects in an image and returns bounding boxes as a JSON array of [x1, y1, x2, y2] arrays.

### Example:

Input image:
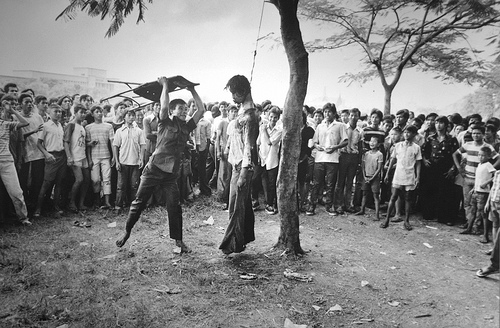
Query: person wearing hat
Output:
[[421, 116, 460, 225]]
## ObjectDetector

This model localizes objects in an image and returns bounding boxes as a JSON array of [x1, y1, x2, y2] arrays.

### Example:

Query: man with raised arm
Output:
[[116, 76, 205, 253]]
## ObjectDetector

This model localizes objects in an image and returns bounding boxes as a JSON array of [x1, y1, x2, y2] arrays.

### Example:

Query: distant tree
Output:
[[300, 0, 500, 114], [57, 0, 308, 255]]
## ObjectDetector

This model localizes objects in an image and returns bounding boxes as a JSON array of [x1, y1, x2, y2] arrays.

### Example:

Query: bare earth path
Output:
[[0, 196, 498, 328]]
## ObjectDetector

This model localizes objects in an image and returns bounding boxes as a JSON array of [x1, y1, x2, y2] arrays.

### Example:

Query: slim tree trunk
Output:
[[383, 86, 392, 115], [270, 0, 308, 255]]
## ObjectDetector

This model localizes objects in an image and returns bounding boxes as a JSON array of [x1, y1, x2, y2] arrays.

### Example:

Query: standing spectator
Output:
[[18, 93, 45, 215], [64, 104, 90, 212], [380, 125, 422, 231], [58, 95, 73, 125], [484, 167, 500, 253], [306, 104, 348, 216], [35, 95, 49, 122], [421, 116, 459, 225], [216, 103, 233, 209], [112, 110, 146, 211], [85, 105, 114, 209], [355, 136, 384, 220], [0, 95, 31, 225], [3, 83, 18, 97], [116, 76, 205, 253], [34, 104, 66, 217], [258, 106, 282, 215], [335, 108, 363, 214], [194, 110, 212, 196], [298, 111, 315, 212]]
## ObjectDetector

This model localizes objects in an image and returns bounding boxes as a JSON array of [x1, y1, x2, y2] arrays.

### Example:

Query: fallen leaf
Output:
[[407, 250, 416, 255], [153, 285, 170, 294], [283, 269, 313, 282], [312, 305, 321, 311], [390, 266, 397, 270], [380, 252, 387, 255], [284, 318, 307, 328], [277, 284, 285, 295], [326, 304, 343, 314], [361, 280, 370, 287], [203, 216, 214, 225], [167, 286, 181, 294], [79, 242, 89, 246], [423, 243, 433, 249], [388, 301, 400, 307], [484, 315, 494, 320], [173, 247, 182, 254], [107, 222, 117, 228]]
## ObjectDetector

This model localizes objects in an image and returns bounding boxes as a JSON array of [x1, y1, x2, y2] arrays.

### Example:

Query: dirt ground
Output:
[[0, 194, 498, 328]]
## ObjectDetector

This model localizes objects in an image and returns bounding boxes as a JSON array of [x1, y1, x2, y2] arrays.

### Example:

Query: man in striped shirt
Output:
[[453, 125, 500, 229]]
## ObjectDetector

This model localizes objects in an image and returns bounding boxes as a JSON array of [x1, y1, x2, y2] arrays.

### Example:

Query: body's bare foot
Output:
[[403, 221, 413, 231], [116, 232, 130, 247], [175, 240, 192, 253]]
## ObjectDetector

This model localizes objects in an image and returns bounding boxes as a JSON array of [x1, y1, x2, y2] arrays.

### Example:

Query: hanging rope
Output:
[[250, 0, 266, 84]]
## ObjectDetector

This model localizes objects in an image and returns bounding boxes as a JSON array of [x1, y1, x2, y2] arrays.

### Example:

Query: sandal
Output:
[[391, 217, 403, 223], [479, 237, 489, 244], [476, 266, 499, 277], [380, 221, 389, 229], [459, 230, 472, 235], [403, 222, 413, 231]]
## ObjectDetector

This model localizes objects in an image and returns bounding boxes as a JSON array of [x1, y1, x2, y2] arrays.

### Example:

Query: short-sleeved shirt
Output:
[[391, 141, 422, 186], [489, 170, 500, 203], [423, 134, 459, 173], [20, 112, 44, 162], [150, 115, 196, 173], [85, 122, 114, 160], [40, 120, 64, 152], [143, 114, 159, 154], [364, 150, 383, 177], [258, 123, 282, 170], [458, 142, 498, 179], [64, 122, 87, 162], [113, 124, 146, 166], [341, 123, 364, 155], [313, 120, 348, 163], [363, 126, 386, 151], [474, 162, 496, 192], [0, 120, 20, 162], [195, 117, 211, 152]]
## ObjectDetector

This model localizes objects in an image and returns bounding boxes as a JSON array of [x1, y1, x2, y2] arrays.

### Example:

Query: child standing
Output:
[[380, 125, 422, 231], [460, 147, 496, 241], [355, 136, 384, 220], [484, 167, 500, 252]]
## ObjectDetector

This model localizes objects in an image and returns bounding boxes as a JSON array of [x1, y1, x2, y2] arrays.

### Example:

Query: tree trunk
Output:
[[271, 0, 308, 255], [383, 86, 393, 116]]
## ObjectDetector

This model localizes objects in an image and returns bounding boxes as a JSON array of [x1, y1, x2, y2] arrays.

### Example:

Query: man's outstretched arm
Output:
[[158, 76, 170, 121], [188, 86, 205, 125]]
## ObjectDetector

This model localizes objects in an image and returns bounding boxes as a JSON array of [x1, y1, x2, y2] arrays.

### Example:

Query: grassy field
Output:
[[0, 195, 499, 328]]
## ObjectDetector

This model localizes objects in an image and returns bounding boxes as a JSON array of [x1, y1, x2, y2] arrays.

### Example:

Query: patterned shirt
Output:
[[85, 122, 114, 160], [20, 112, 44, 162], [490, 170, 500, 203], [423, 134, 459, 173], [458, 142, 498, 179], [0, 120, 19, 162]]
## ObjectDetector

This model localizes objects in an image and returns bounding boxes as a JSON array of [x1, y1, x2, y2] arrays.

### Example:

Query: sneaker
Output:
[[265, 205, 275, 214], [305, 206, 315, 216], [326, 207, 338, 216]]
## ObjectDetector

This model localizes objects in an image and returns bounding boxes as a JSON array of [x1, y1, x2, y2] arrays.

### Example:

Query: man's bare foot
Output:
[[380, 221, 389, 228], [175, 240, 192, 253], [116, 232, 130, 247], [354, 210, 365, 216]]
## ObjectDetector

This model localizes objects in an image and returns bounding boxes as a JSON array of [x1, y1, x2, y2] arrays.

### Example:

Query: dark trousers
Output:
[[19, 159, 45, 210], [116, 165, 140, 208], [263, 166, 278, 207], [251, 164, 266, 202], [219, 164, 255, 254], [335, 153, 359, 210], [421, 165, 456, 223], [197, 148, 211, 195], [308, 162, 338, 209], [125, 163, 183, 240]]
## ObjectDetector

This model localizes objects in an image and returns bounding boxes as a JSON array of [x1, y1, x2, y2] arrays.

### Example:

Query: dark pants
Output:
[[251, 164, 266, 203], [421, 164, 456, 223], [219, 164, 255, 254], [19, 159, 45, 210], [36, 151, 67, 212], [116, 165, 140, 208], [335, 153, 359, 210], [197, 148, 211, 195], [125, 163, 183, 240], [263, 166, 278, 207], [308, 162, 338, 209], [492, 229, 500, 270]]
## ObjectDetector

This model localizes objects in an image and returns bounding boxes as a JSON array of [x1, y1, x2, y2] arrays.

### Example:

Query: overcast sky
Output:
[[0, 0, 496, 114]]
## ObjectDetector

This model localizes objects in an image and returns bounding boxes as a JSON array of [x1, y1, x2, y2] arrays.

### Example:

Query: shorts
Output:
[[73, 158, 89, 168], [392, 183, 416, 191], [489, 201, 499, 226], [362, 178, 380, 194]]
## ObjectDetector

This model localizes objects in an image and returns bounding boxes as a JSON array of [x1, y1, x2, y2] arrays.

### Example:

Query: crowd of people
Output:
[[0, 78, 499, 275]]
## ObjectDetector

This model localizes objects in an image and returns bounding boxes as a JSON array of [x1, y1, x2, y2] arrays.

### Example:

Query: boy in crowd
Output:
[[0, 95, 31, 225], [483, 166, 500, 256], [380, 125, 422, 231], [336, 108, 363, 214], [306, 104, 348, 216], [85, 104, 115, 209], [453, 125, 500, 234], [35, 95, 49, 122], [258, 106, 282, 215], [113, 109, 146, 211], [116, 77, 205, 253], [18, 94, 45, 215], [355, 136, 384, 220], [460, 147, 496, 240], [195, 108, 212, 196], [64, 104, 90, 212], [35, 104, 66, 217]]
